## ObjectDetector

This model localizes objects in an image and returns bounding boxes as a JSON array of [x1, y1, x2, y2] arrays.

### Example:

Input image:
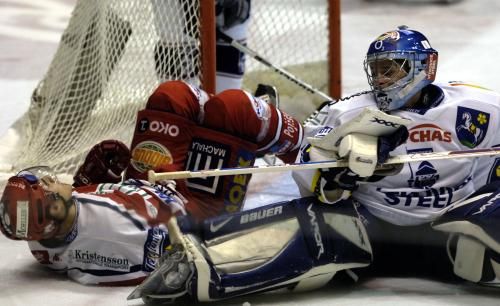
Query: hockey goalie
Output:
[[1, 25, 500, 306], [124, 26, 500, 304]]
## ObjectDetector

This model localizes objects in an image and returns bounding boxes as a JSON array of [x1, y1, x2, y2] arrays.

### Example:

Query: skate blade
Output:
[[127, 266, 165, 300], [127, 257, 178, 301]]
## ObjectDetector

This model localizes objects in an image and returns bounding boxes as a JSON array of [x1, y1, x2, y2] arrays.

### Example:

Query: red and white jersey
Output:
[[295, 81, 500, 226], [127, 80, 303, 220], [27, 181, 178, 285]]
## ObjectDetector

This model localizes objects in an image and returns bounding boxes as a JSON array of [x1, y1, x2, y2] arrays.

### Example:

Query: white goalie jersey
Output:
[[294, 81, 500, 226]]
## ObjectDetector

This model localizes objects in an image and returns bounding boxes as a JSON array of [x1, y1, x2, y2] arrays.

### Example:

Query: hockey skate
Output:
[[255, 83, 280, 109], [127, 219, 195, 304]]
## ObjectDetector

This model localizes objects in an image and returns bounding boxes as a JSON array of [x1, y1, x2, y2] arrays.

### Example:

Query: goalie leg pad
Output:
[[432, 181, 500, 285], [130, 197, 373, 303], [197, 197, 372, 299]]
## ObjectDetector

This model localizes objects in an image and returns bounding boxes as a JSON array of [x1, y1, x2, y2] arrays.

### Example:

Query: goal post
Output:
[[3, 0, 341, 180], [329, 0, 341, 99]]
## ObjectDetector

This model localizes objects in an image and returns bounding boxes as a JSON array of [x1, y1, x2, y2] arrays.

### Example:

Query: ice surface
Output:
[[2, 0, 500, 305]]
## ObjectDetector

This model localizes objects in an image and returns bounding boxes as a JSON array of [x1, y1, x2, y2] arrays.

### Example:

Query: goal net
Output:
[[1, 0, 338, 184]]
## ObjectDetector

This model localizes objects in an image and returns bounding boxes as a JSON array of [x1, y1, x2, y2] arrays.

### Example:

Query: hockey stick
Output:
[[216, 29, 374, 126], [216, 29, 333, 102], [148, 147, 500, 182]]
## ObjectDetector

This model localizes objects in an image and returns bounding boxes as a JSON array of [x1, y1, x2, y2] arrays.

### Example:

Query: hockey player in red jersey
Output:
[[0, 80, 303, 286], [125, 80, 302, 220]]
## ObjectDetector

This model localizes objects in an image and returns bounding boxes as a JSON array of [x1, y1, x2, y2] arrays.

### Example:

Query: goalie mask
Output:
[[363, 25, 438, 111], [0, 166, 72, 241]]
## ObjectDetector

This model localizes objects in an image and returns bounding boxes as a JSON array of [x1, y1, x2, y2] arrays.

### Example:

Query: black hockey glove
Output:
[[320, 167, 361, 192], [216, 0, 251, 29], [377, 125, 409, 164]]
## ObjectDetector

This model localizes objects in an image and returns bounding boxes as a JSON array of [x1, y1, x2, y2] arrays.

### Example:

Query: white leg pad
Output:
[[454, 235, 485, 282]]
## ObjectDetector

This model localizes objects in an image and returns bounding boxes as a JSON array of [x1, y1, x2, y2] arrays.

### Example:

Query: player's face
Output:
[[48, 197, 67, 221], [369, 58, 409, 89], [40, 177, 72, 222]]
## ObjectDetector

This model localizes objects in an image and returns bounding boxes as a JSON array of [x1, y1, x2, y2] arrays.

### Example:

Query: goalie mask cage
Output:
[[3, 0, 340, 181]]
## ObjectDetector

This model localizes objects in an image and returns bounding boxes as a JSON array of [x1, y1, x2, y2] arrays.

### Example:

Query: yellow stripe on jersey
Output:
[[449, 82, 492, 91]]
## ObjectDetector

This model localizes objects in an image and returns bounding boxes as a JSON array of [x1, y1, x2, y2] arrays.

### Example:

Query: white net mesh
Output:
[[244, 0, 330, 121], [15, 0, 203, 175], [2, 0, 332, 185]]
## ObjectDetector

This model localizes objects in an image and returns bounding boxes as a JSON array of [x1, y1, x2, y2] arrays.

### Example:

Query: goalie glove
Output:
[[307, 146, 362, 204], [73, 140, 131, 187], [308, 108, 410, 177], [337, 125, 409, 177]]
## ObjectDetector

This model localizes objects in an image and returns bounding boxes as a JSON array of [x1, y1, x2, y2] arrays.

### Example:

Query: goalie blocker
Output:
[[128, 197, 373, 303]]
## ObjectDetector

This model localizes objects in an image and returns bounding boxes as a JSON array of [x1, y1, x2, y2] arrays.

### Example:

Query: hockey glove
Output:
[[216, 0, 251, 29], [73, 140, 131, 187], [320, 167, 361, 192], [336, 125, 408, 177], [377, 125, 409, 164]]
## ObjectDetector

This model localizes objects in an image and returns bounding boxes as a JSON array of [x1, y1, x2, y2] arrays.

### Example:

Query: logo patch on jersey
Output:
[[68, 249, 130, 271], [251, 96, 267, 119], [130, 141, 173, 173], [314, 126, 333, 138], [487, 158, 500, 184], [378, 175, 472, 209], [455, 106, 489, 148], [138, 117, 180, 137], [408, 124, 452, 143], [186, 138, 230, 195], [224, 148, 255, 213], [407, 161, 439, 188], [143, 228, 170, 272]]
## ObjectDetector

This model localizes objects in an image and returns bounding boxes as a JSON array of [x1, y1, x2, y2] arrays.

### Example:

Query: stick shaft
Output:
[[148, 148, 500, 182], [216, 29, 333, 102]]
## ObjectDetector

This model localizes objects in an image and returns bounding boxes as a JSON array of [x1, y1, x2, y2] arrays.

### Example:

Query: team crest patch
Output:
[[455, 106, 489, 148], [408, 161, 439, 188], [487, 158, 500, 183]]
